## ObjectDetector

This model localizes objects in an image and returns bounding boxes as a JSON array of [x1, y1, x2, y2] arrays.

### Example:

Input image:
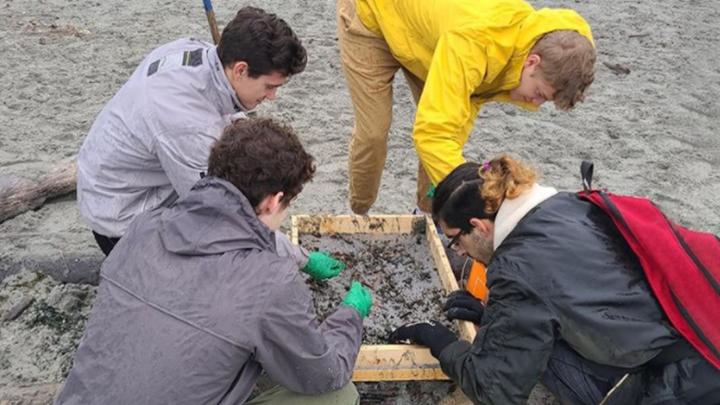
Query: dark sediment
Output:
[[300, 233, 455, 344]]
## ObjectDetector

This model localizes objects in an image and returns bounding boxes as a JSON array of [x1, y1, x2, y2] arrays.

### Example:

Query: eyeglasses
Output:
[[446, 231, 466, 250]]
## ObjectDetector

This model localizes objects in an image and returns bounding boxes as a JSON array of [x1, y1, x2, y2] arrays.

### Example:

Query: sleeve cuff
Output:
[[438, 339, 472, 377]]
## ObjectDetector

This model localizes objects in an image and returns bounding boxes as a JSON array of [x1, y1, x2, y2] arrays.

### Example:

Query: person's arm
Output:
[[274, 232, 310, 268], [439, 260, 557, 404], [255, 268, 364, 394], [413, 30, 488, 185], [274, 232, 347, 279], [155, 126, 219, 198]]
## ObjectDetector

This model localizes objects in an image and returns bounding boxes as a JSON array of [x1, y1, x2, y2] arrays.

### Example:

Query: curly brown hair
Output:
[[479, 155, 537, 215], [217, 6, 307, 77], [207, 118, 315, 208]]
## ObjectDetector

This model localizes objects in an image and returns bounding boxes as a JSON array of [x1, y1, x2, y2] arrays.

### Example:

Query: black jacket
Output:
[[439, 192, 719, 404]]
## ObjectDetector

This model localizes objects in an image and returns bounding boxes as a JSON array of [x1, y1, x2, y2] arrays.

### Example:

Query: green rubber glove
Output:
[[302, 251, 346, 280], [342, 281, 373, 319]]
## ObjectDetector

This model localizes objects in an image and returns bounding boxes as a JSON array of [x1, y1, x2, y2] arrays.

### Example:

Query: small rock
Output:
[[2, 296, 34, 322], [602, 61, 631, 75]]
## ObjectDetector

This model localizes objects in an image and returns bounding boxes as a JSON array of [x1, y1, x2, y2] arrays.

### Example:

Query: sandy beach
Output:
[[1, 0, 718, 403]]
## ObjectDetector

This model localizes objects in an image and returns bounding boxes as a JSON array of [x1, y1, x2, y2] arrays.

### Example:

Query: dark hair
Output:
[[432, 163, 488, 232], [217, 6, 307, 77], [432, 156, 537, 230], [207, 118, 315, 208]]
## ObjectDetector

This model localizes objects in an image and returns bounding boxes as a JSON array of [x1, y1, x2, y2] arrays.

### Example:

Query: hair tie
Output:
[[481, 160, 492, 173]]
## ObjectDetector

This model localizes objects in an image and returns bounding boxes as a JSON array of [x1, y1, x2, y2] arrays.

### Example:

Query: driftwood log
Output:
[[0, 160, 77, 223]]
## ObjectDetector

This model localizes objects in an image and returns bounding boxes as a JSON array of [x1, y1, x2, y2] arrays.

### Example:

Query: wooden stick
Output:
[[0, 160, 76, 223], [202, 0, 221, 45]]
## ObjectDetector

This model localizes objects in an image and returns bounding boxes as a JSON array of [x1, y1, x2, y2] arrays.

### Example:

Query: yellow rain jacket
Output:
[[356, 0, 593, 184]]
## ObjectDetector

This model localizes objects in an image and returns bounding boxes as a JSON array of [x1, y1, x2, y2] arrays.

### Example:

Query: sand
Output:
[[1, 0, 718, 403]]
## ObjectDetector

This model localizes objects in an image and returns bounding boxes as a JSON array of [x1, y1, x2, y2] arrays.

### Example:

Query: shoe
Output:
[[412, 207, 430, 216]]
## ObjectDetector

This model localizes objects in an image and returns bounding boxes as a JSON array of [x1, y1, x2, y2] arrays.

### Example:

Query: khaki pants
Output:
[[336, 0, 433, 214], [246, 383, 359, 405]]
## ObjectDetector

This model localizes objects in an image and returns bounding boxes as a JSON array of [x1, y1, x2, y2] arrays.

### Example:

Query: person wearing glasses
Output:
[[389, 155, 720, 404]]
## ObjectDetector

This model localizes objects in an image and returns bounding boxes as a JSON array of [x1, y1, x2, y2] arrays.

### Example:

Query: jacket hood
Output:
[[158, 177, 276, 255], [207, 45, 245, 114], [493, 183, 558, 250], [516, 8, 594, 55]]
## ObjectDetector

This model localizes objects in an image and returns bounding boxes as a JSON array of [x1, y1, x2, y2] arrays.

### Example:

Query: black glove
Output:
[[443, 290, 485, 324], [387, 320, 458, 358]]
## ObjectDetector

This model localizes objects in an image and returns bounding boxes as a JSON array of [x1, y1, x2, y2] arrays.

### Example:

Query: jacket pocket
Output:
[[337, 0, 354, 32], [337, 0, 378, 37]]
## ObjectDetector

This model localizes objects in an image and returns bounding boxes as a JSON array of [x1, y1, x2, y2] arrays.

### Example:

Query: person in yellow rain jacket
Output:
[[336, 0, 596, 214]]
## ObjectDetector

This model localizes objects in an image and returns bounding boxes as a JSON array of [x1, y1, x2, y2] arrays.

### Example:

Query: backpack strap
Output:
[[581, 160, 594, 192], [577, 166, 720, 370]]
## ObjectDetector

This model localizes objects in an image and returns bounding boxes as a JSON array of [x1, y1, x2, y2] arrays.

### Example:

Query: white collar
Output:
[[493, 183, 558, 250]]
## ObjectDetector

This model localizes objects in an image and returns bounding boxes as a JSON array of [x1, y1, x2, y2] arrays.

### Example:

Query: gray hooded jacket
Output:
[[56, 177, 363, 404], [77, 38, 247, 237]]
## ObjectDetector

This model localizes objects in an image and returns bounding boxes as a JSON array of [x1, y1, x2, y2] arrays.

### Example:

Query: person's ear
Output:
[[468, 217, 493, 237], [525, 53, 541, 69], [231, 61, 249, 79], [256, 192, 285, 215]]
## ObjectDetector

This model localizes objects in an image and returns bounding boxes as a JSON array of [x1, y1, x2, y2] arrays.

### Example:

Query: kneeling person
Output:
[[56, 118, 372, 405], [390, 156, 719, 404]]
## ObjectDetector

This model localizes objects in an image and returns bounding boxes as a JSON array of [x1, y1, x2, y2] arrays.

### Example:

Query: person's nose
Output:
[[266, 88, 278, 101]]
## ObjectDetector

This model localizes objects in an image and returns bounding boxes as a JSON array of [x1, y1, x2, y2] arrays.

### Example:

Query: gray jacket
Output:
[[77, 38, 246, 237], [56, 177, 363, 404]]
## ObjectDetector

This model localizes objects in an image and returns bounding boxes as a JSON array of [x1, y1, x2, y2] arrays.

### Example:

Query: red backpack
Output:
[[577, 161, 720, 370]]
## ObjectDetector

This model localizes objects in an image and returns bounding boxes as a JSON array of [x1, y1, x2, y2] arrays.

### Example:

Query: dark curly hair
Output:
[[207, 118, 315, 208], [217, 6, 307, 77]]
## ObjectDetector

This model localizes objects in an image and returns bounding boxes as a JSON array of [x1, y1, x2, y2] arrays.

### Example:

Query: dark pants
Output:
[[541, 341, 720, 405], [541, 341, 629, 405], [92, 231, 120, 256]]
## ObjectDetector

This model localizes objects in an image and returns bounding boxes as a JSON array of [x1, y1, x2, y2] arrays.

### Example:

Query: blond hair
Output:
[[480, 155, 537, 215], [531, 30, 596, 111]]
